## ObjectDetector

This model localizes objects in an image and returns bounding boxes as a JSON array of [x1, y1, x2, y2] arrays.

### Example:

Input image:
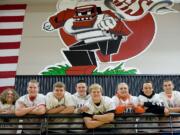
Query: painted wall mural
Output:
[[41, 0, 176, 75]]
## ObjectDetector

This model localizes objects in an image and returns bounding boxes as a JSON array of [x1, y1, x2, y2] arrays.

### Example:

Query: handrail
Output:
[[0, 113, 180, 135]]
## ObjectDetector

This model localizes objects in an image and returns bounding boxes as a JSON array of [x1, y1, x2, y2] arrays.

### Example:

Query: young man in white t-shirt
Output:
[[15, 79, 46, 134], [70, 80, 90, 133], [112, 82, 144, 134], [159, 80, 180, 134], [83, 83, 115, 133], [45, 82, 75, 133]]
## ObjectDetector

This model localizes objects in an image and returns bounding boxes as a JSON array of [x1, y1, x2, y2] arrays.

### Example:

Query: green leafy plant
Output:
[[40, 63, 137, 75], [40, 64, 70, 75], [92, 63, 137, 75]]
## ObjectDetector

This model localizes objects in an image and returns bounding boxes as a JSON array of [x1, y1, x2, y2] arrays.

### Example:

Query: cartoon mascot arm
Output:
[[43, 9, 75, 31], [100, 10, 131, 36]]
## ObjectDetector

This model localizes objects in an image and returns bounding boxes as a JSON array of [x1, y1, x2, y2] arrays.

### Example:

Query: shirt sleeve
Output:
[[112, 96, 119, 107], [65, 93, 76, 107], [38, 94, 46, 105], [104, 97, 116, 112]]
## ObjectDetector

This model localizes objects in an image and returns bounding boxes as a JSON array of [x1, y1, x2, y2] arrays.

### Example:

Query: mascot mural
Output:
[[42, 0, 175, 75]]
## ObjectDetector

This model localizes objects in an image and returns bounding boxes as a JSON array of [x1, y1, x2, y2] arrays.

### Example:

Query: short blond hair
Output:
[[88, 83, 103, 93]]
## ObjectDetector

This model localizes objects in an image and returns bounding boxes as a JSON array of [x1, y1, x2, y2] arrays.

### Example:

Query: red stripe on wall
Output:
[[0, 42, 20, 49], [0, 56, 18, 64], [0, 4, 27, 10], [0, 29, 22, 35], [0, 86, 15, 93], [0, 16, 24, 22], [0, 71, 16, 78]]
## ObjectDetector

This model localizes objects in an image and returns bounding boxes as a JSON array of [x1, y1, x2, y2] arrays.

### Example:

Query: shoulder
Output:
[[65, 91, 72, 98], [153, 93, 160, 99], [159, 92, 165, 97], [112, 95, 118, 101], [17, 94, 27, 101], [103, 96, 113, 102], [173, 91, 180, 95], [46, 92, 53, 97], [38, 93, 45, 97]]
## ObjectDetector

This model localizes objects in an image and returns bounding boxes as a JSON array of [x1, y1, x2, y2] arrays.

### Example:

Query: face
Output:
[[27, 82, 39, 97], [163, 81, 174, 94], [142, 83, 153, 96], [90, 88, 102, 103], [76, 83, 87, 97], [53, 87, 65, 99], [117, 83, 129, 98], [6, 90, 14, 104]]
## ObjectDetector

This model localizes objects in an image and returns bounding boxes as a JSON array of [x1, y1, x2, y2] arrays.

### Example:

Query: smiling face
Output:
[[76, 82, 87, 97], [6, 90, 14, 104], [53, 87, 65, 99], [117, 83, 129, 99], [142, 82, 153, 96], [89, 84, 102, 103], [163, 80, 174, 94], [27, 82, 39, 98]]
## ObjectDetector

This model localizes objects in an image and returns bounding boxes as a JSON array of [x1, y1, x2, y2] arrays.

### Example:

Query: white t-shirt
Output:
[[45, 91, 75, 110], [85, 96, 115, 115], [72, 92, 90, 113]]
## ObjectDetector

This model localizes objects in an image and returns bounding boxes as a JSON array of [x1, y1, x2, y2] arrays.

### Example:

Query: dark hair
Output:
[[76, 80, 86, 86], [76, 80, 86, 84]]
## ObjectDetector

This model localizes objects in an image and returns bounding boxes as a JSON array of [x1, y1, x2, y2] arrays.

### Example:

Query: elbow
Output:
[[15, 111, 25, 117], [69, 107, 75, 113], [38, 109, 46, 115], [106, 114, 114, 123]]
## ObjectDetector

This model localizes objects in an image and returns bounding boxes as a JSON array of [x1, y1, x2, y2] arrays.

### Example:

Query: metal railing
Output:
[[0, 113, 180, 135]]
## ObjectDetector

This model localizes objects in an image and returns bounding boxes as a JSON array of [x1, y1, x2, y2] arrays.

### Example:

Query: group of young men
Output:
[[14, 79, 180, 134]]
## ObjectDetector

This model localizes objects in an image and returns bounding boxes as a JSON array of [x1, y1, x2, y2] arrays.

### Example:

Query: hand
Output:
[[93, 115, 99, 120], [98, 16, 117, 31], [164, 108, 170, 116], [1, 109, 14, 114], [97, 16, 118, 40], [58, 105, 66, 110], [79, 106, 89, 113], [43, 21, 54, 31], [126, 103, 134, 108]]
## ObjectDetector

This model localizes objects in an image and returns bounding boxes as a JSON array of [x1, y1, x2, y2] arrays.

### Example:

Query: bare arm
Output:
[[28, 105, 46, 115], [93, 113, 114, 123], [59, 106, 75, 114], [84, 117, 106, 129], [169, 107, 180, 113], [46, 105, 66, 114], [15, 103, 36, 116]]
